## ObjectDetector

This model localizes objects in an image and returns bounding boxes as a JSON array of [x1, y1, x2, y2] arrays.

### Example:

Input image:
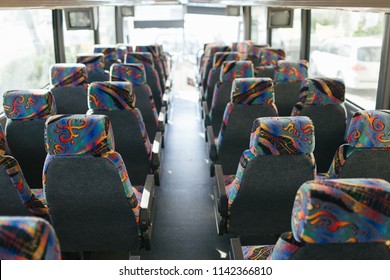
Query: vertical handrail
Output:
[[52, 9, 66, 63]]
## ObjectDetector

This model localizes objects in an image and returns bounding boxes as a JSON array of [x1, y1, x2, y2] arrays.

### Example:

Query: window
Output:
[[251, 6, 267, 44], [0, 9, 55, 110], [98, 6, 116, 44], [309, 9, 384, 109]]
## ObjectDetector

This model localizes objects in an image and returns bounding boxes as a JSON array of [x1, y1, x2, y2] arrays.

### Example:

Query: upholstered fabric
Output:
[[45, 114, 115, 156], [347, 110, 390, 148], [76, 53, 105, 73], [135, 45, 158, 58], [259, 48, 286, 66], [88, 81, 135, 110], [220, 61, 254, 82], [117, 45, 133, 62], [110, 63, 147, 86], [0, 216, 61, 260], [93, 45, 119, 65], [3, 90, 56, 120], [207, 45, 231, 57], [296, 78, 345, 106], [268, 232, 301, 260], [125, 52, 154, 67], [50, 63, 88, 88], [231, 78, 275, 105], [292, 178, 390, 244], [249, 116, 315, 156], [274, 60, 308, 82], [242, 245, 274, 260], [0, 124, 6, 155], [213, 52, 240, 68]]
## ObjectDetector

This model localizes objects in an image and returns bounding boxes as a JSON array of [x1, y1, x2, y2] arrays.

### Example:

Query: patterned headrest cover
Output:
[[292, 178, 390, 244], [275, 60, 309, 82], [231, 78, 275, 105], [45, 114, 115, 156], [207, 46, 231, 57], [0, 124, 6, 155], [259, 48, 286, 66], [0, 216, 61, 260], [88, 81, 135, 110], [347, 110, 390, 148], [249, 116, 315, 155], [299, 78, 345, 105], [93, 45, 119, 63], [50, 63, 88, 87], [125, 52, 154, 68], [247, 45, 262, 58], [135, 46, 158, 58], [220, 61, 254, 83], [110, 63, 147, 86], [3, 90, 56, 120], [213, 52, 240, 68], [76, 54, 105, 73]]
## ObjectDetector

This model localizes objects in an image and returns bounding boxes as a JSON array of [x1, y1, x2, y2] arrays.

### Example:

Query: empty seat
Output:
[[232, 41, 254, 60], [274, 60, 308, 116], [3, 90, 56, 189], [50, 63, 89, 114], [0, 216, 61, 260], [0, 124, 49, 219], [43, 114, 154, 252], [204, 51, 240, 110], [215, 116, 316, 245], [87, 81, 161, 186], [93, 45, 120, 70], [326, 110, 390, 180], [208, 78, 278, 176], [292, 78, 347, 173], [233, 178, 390, 260], [110, 63, 160, 142], [246, 44, 269, 67], [76, 53, 108, 82], [117, 44, 133, 62], [125, 52, 163, 113], [202, 45, 231, 90], [209, 61, 254, 136], [255, 48, 286, 79]]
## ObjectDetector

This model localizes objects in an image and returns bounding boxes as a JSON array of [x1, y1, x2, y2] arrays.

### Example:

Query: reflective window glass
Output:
[[98, 6, 116, 44]]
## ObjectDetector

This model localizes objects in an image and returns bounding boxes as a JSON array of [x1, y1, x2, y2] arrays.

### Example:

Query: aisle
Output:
[[141, 61, 229, 260]]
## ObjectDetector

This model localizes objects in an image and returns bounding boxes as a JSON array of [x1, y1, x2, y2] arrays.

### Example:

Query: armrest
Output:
[[158, 107, 166, 133], [230, 238, 244, 260], [215, 164, 228, 218], [203, 101, 210, 127], [162, 93, 169, 110], [206, 126, 217, 162], [151, 131, 161, 171], [139, 174, 155, 250], [199, 86, 205, 101], [165, 79, 172, 91]]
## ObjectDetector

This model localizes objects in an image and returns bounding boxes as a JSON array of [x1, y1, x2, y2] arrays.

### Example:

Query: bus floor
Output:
[[140, 61, 229, 260]]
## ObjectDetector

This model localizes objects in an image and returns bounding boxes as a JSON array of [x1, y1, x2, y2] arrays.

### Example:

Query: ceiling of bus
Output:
[[0, 0, 390, 12]]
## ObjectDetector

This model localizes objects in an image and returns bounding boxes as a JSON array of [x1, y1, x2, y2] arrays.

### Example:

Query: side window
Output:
[[337, 45, 352, 57]]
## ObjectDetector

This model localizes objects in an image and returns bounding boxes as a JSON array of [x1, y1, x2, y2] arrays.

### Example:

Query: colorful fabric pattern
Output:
[[231, 78, 275, 105], [117, 45, 133, 62], [0, 124, 6, 155], [110, 63, 147, 86], [50, 63, 88, 88], [45, 114, 115, 156], [325, 144, 354, 179], [93, 45, 119, 65], [268, 232, 301, 260], [347, 110, 390, 148], [125, 52, 154, 68], [242, 245, 274, 260], [249, 117, 315, 156], [274, 60, 308, 82], [292, 178, 390, 244], [207, 46, 231, 57], [220, 61, 254, 83], [259, 48, 286, 66], [0, 216, 61, 260], [213, 52, 240, 68], [3, 90, 56, 120], [0, 155, 50, 219], [298, 78, 345, 105], [135, 45, 158, 58], [88, 81, 135, 110], [76, 54, 105, 73], [247, 45, 262, 59]]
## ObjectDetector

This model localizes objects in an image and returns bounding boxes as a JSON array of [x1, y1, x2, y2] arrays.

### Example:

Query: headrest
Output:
[[259, 48, 286, 66], [207, 45, 231, 57], [275, 60, 308, 82], [213, 52, 240, 68], [220, 61, 254, 83], [88, 82, 135, 110], [3, 90, 56, 120], [347, 110, 390, 148], [292, 178, 390, 244], [299, 78, 345, 105], [247, 45, 262, 58], [110, 63, 147, 86], [0, 216, 61, 260], [93, 45, 119, 63], [135, 45, 158, 58], [50, 63, 88, 88], [125, 52, 154, 68], [231, 78, 275, 105], [0, 124, 6, 155], [117, 45, 133, 61], [249, 116, 315, 155], [45, 114, 114, 156], [76, 54, 105, 73]]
